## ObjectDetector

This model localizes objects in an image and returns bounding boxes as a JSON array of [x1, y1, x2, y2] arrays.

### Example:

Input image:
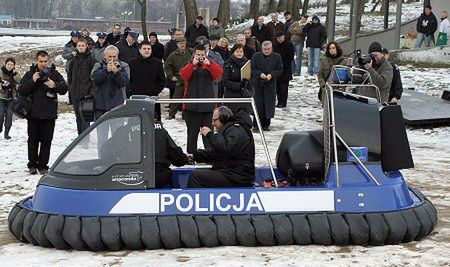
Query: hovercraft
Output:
[[8, 75, 437, 251]]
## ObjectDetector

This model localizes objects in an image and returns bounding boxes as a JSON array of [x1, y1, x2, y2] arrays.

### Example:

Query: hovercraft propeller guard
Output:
[[8, 90, 437, 251]]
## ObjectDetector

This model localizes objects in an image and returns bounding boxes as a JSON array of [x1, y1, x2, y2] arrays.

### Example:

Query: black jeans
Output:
[[169, 84, 185, 117], [183, 111, 213, 154], [276, 81, 289, 107], [188, 169, 243, 188], [27, 119, 55, 170], [73, 99, 90, 135]]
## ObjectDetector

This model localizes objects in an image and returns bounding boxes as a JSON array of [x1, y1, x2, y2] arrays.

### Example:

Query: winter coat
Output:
[[151, 41, 165, 61], [62, 41, 77, 73], [155, 119, 188, 166], [210, 25, 225, 38], [193, 110, 255, 184], [303, 22, 327, 49], [289, 21, 307, 43], [440, 18, 450, 36], [81, 35, 95, 48], [223, 56, 251, 113], [115, 39, 140, 64], [251, 24, 271, 44], [251, 52, 283, 118], [106, 32, 121, 46], [128, 55, 165, 97], [389, 62, 403, 101], [243, 45, 255, 61], [67, 50, 97, 101], [180, 61, 223, 112], [246, 36, 261, 52], [266, 21, 285, 44], [91, 60, 129, 111], [185, 23, 209, 44], [164, 39, 178, 61], [0, 66, 20, 100], [92, 41, 109, 62], [274, 40, 295, 82], [318, 55, 345, 90], [417, 12, 438, 36], [19, 64, 67, 120], [217, 46, 230, 62], [164, 48, 194, 87], [359, 57, 393, 103]]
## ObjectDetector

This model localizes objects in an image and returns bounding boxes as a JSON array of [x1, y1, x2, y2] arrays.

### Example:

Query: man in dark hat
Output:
[[62, 31, 81, 74], [303, 15, 327, 76], [92, 32, 109, 62], [185, 15, 209, 44], [283, 11, 295, 41], [115, 31, 140, 64], [209, 34, 221, 54], [148, 32, 165, 60], [274, 31, 294, 108], [359, 42, 393, 102]]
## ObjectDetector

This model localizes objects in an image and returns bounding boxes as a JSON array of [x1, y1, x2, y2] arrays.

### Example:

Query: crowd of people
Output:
[[0, 6, 448, 187]]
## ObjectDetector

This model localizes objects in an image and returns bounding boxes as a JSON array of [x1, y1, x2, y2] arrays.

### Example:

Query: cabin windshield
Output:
[[53, 116, 142, 175]]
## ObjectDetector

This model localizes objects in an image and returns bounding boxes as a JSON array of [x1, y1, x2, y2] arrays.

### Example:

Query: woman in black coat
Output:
[[222, 44, 251, 114]]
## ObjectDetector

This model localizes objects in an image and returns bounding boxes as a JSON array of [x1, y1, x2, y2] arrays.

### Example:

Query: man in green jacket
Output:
[[164, 37, 193, 119], [289, 14, 308, 76]]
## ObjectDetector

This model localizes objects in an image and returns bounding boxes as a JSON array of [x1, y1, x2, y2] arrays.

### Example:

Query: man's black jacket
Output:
[[19, 64, 67, 120], [389, 62, 403, 101], [68, 50, 96, 101], [417, 12, 438, 36], [151, 41, 165, 61], [185, 23, 209, 44], [128, 55, 165, 96], [115, 39, 139, 63]]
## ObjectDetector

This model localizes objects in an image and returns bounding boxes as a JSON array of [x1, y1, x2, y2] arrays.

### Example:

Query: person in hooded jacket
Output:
[[92, 32, 109, 62], [128, 41, 166, 120], [274, 31, 295, 108], [20, 50, 68, 175], [67, 38, 96, 135], [223, 44, 252, 114], [148, 32, 165, 60], [415, 5, 438, 48], [0, 58, 20, 139], [185, 16, 209, 44], [317, 41, 345, 101], [187, 106, 255, 188], [302, 15, 327, 76], [179, 44, 223, 153]]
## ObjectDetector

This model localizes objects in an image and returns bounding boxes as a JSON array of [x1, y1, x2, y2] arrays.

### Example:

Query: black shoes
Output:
[[28, 167, 38, 175], [262, 127, 270, 131], [39, 168, 49, 175]]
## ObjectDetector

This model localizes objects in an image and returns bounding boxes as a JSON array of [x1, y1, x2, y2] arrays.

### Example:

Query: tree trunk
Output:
[[217, 0, 231, 29], [356, 0, 366, 33], [249, 0, 260, 25], [184, 0, 199, 28], [370, 0, 381, 13], [268, 0, 277, 14], [380, 0, 388, 15], [277, 0, 287, 12], [302, 0, 309, 17], [292, 0, 300, 20]]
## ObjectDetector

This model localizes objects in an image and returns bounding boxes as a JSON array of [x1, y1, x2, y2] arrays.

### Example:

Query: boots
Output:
[[4, 126, 10, 139]]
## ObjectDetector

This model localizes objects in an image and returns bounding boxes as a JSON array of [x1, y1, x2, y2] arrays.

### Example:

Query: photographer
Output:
[[361, 42, 393, 103], [19, 50, 68, 175], [179, 44, 223, 154], [91, 45, 130, 147], [0, 58, 21, 139]]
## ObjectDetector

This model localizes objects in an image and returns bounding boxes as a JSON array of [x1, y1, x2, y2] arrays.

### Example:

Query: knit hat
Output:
[[368, 42, 383, 53], [149, 32, 157, 38], [312, 15, 320, 22], [275, 30, 286, 37]]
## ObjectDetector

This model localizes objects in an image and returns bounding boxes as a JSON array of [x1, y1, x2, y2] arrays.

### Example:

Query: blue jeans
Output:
[[308, 48, 321, 75], [292, 42, 304, 74], [415, 33, 433, 48], [0, 99, 13, 131]]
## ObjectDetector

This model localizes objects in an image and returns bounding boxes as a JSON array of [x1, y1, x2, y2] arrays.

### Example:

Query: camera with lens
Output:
[[0, 78, 13, 94], [39, 67, 50, 82], [114, 61, 121, 70], [199, 56, 205, 62], [354, 49, 374, 65]]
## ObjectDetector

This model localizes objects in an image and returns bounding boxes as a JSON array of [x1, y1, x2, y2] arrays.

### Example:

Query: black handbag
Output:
[[11, 97, 32, 119], [79, 94, 95, 122]]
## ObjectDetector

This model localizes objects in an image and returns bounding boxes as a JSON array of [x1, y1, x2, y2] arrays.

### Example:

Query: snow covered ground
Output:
[[0, 27, 449, 265]]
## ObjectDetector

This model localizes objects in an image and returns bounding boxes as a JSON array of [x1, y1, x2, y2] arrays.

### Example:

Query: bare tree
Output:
[[217, 0, 230, 29], [184, 0, 198, 28], [356, 0, 367, 33], [249, 0, 260, 25], [277, 0, 287, 12], [135, 0, 148, 41], [302, 0, 309, 17], [267, 0, 277, 14]]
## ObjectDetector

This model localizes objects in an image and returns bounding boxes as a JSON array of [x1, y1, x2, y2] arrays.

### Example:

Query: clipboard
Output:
[[240, 60, 251, 81]]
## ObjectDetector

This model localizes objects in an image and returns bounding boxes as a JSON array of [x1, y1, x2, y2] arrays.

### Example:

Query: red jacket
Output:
[[180, 61, 223, 111]]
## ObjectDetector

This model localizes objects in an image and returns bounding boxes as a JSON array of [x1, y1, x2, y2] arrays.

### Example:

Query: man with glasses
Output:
[[106, 23, 121, 45]]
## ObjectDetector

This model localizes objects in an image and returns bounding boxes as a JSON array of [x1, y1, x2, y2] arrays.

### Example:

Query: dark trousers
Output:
[[27, 119, 55, 170], [276, 81, 289, 107], [188, 169, 243, 188], [73, 99, 90, 135], [169, 84, 185, 117], [253, 103, 271, 129], [169, 86, 175, 99], [183, 111, 213, 154]]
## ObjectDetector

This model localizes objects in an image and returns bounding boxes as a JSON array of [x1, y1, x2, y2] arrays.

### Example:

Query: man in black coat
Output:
[[188, 107, 255, 188], [284, 11, 295, 41], [303, 15, 327, 75], [251, 16, 271, 44], [148, 32, 165, 61], [236, 34, 255, 60], [19, 50, 68, 175], [128, 41, 166, 120], [115, 31, 140, 64], [185, 16, 209, 45], [106, 23, 121, 45], [383, 48, 403, 103], [274, 31, 295, 108], [67, 38, 96, 135], [415, 5, 438, 48], [251, 41, 283, 131]]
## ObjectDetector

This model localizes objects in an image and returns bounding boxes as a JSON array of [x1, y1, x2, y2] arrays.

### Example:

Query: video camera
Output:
[[354, 49, 374, 65]]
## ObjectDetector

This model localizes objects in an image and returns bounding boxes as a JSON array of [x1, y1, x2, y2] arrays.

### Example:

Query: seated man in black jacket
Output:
[[187, 106, 255, 188]]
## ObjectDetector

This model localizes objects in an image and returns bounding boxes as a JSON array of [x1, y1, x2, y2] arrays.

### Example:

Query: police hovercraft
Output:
[[8, 77, 437, 251]]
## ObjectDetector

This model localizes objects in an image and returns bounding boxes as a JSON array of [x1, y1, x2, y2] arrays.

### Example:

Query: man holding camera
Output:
[[361, 42, 393, 103], [91, 45, 130, 147], [179, 44, 223, 154], [19, 50, 68, 175]]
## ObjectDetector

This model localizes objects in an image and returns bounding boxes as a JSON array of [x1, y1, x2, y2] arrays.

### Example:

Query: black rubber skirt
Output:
[[8, 188, 438, 251]]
